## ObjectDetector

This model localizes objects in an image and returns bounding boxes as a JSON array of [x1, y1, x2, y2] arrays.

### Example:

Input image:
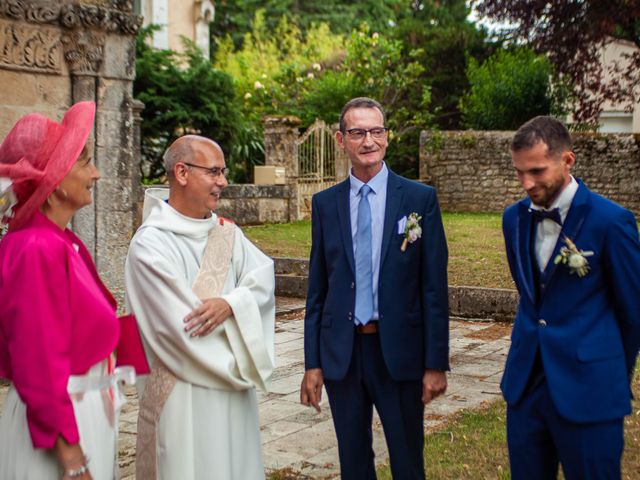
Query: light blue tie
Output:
[[355, 184, 373, 325]]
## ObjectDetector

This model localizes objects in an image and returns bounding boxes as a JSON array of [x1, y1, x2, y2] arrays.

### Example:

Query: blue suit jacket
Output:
[[304, 170, 450, 382], [501, 180, 640, 423]]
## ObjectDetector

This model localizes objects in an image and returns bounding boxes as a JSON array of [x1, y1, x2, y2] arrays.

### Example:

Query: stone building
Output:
[[0, 0, 142, 306], [135, 0, 214, 58], [566, 38, 640, 133]]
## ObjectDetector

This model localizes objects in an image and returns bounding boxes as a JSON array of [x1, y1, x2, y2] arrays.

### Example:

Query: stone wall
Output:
[[137, 184, 291, 228], [420, 130, 640, 215], [217, 184, 291, 225], [0, 0, 141, 306]]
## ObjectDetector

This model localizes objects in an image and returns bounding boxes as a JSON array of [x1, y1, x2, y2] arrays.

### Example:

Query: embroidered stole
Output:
[[136, 221, 235, 479]]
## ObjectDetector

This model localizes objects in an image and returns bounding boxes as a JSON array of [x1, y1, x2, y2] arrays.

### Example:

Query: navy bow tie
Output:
[[531, 208, 562, 226]]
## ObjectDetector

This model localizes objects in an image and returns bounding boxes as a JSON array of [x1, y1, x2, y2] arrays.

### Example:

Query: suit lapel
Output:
[[380, 171, 403, 270], [516, 200, 536, 305], [541, 180, 591, 286], [335, 179, 355, 276]]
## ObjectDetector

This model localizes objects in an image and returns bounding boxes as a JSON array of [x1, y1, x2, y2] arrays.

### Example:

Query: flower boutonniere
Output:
[[0, 177, 17, 221], [553, 236, 594, 277], [399, 212, 422, 252]]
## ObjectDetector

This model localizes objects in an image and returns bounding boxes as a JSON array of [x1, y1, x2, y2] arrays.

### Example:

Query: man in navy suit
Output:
[[502, 116, 640, 479], [299, 97, 450, 479]]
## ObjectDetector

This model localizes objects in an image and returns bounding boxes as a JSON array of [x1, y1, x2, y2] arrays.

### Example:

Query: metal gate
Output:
[[296, 119, 344, 219]]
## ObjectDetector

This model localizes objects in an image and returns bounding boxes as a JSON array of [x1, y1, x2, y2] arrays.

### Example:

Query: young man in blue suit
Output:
[[502, 116, 640, 479], [299, 97, 450, 479]]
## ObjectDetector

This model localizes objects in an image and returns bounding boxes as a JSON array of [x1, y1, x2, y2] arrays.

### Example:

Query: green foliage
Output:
[[134, 26, 239, 182], [217, 16, 434, 178], [212, 0, 404, 54], [214, 12, 346, 180], [460, 48, 567, 130], [394, 0, 497, 130]]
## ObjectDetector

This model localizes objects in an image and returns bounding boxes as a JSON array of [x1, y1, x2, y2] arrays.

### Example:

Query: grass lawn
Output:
[[256, 211, 640, 478], [267, 367, 639, 479], [375, 365, 640, 480], [244, 212, 514, 289]]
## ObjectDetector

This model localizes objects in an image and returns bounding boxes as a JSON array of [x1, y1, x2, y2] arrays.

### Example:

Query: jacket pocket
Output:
[[576, 344, 623, 363]]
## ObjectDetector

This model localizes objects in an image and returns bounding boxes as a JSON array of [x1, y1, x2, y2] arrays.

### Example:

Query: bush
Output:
[[134, 26, 240, 182], [460, 48, 567, 130], [218, 19, 433, 178]]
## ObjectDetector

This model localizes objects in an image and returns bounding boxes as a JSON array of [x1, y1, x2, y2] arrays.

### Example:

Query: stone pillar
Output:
[[132, 99, 145, 228], [419, 130, 434, 184], [0, 0, 142, 309], [262, 115, 301, 220], [93, 26, 139, 307], [64, 28, 105, 258], [332, 122, 349, 182]]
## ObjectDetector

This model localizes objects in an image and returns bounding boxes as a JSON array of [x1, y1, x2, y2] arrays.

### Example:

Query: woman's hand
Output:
[[54, 436, 92, 479]]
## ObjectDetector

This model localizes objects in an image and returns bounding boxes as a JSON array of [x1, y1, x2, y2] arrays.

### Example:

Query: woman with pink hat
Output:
[[0, 102, 133, 479]]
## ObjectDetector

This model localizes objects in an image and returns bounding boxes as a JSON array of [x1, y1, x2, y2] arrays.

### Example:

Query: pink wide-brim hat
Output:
[[0, 101, 95, 230]]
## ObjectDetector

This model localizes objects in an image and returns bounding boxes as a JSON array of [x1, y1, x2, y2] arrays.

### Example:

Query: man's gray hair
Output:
[[511, 116, 573, 156], [163, 139, 194, 178], [339, 97, 386, 133]]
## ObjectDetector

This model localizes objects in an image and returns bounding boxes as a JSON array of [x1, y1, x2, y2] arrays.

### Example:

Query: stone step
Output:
[[273, 258, 518, 322]]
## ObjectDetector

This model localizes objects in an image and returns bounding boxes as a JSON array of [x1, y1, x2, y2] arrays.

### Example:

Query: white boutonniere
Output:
[[399, 212, 422, 252], [0, 177, 17, 220], [553, 236, 594, 277]]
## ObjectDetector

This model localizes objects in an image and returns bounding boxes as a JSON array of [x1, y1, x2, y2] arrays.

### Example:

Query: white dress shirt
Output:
[[530, 176, 579, 271], [349, 163, 388, 321]]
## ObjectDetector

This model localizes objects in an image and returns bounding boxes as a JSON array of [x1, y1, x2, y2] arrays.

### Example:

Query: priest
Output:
[[124, 135, 275, 479]]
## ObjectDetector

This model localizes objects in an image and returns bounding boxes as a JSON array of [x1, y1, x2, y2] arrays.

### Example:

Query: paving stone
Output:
[[0, 302, 518, 478], [275, 331, 305, 345], [261, 419, 309, 443]]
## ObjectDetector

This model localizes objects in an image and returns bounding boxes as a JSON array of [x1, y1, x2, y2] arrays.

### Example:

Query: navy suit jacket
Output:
[[501, 180, 640, 423], [304, 170, 450, 382]]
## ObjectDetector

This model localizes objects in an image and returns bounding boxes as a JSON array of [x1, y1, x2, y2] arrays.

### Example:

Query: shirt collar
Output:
[[349, 163, 388, 196], [530, 175, 578, 221]]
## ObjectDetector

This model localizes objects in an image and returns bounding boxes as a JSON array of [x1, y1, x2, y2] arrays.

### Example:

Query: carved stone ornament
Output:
[[0, 18, 63, 73], [62, 29, 104, 75], [0, 0, 142, 35]]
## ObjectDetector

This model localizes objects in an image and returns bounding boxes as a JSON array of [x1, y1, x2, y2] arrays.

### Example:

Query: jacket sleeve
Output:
[[304, 194, 328, 370], [603, 208, 640, 379], [2, 242, 79, 448], [421, 189, 450, 371]]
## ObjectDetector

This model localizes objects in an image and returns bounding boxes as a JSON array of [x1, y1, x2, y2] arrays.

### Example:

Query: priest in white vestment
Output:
[[124, 136, 275, 480]]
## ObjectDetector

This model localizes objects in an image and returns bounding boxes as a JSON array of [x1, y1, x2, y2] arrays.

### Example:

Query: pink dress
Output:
[[0, 212, 120, 479]]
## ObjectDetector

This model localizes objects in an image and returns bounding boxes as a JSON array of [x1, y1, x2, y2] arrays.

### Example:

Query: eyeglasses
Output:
[[183, 162, 229, 178], [346, 127, 389, 141]]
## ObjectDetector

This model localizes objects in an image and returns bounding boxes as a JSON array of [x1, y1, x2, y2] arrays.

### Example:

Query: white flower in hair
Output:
[[0, 177, 17, 220]]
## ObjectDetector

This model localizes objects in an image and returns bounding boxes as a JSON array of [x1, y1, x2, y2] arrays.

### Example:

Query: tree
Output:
[[134, 27, 239, 182], [211, 0, 403, 54], [217, 19, 433, 178], [460, 48, 567, 130], [473, 0, 640, 123], [392, 0, 497, 129]]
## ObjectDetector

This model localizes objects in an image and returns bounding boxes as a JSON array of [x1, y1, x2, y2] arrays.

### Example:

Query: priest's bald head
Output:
[[163, 135, 229, 219]]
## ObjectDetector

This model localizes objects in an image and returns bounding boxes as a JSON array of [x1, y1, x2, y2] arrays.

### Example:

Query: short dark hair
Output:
[[339, 97, 386, 133], [511, 115, 573, 156]]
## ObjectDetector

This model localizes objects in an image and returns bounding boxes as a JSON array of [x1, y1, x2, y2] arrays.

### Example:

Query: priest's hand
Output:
[[184, 298, 232, 337], [300, 368, 324, 413]]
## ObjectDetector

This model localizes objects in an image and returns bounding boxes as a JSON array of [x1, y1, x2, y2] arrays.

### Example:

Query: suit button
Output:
[[348, 312, 353, 319], [540, 283, 545, 289], [351, 282, 355, 289], [538, 319, 547, 327]]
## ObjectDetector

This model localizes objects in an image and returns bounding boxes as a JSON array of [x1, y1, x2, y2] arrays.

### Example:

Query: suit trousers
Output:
[[507, 377, 624, 480], [324, 331, 425, 480]]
